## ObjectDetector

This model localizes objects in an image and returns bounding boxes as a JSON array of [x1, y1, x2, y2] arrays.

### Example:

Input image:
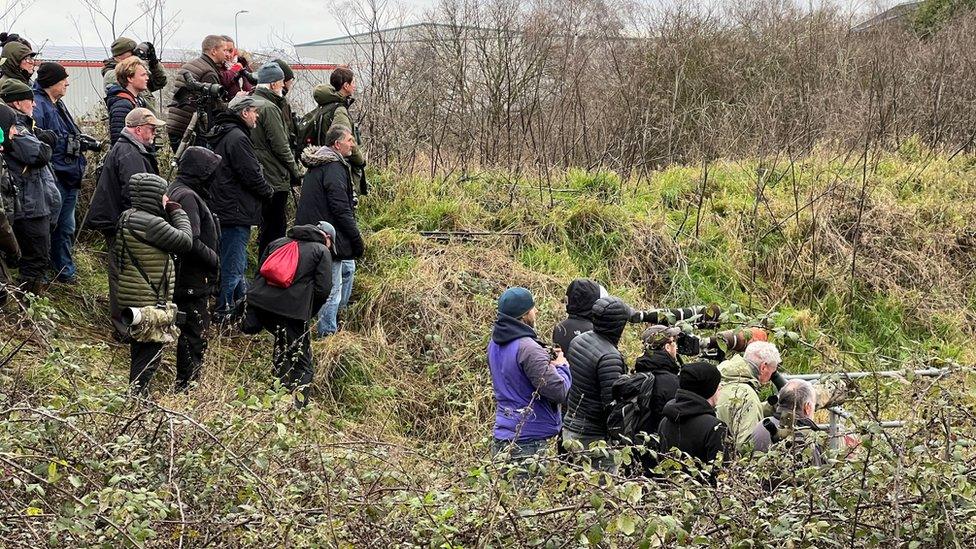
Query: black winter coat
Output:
[[552, 279, 603, 352], [167, 147, 221, 296], [657, 389, 727, 466], [105, 85, 145, 145], [634, 350, 681, 435], [87, 130, 159, 231], [295, 145, 364, 260], [247, 225, 333, 321], [206, 111, 274, 226], [563, 296, 631, 438]]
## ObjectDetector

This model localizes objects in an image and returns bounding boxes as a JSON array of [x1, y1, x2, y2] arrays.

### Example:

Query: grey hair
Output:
[[744, 341, 781, 367], [324, 124, 352, 146], [777, 379, 816, 418]]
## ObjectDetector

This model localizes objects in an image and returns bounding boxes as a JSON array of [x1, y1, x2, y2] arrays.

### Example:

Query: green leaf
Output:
[[47, 461, 59, 483], [24, 506, 43, 516], [618, 514, 636, 536]]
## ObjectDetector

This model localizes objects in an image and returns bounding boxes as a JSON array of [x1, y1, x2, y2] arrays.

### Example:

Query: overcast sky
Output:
[[12, 0, 436, 54]]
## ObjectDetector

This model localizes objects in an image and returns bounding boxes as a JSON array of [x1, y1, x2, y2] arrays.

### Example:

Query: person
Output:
[[489, 286, 571, 465], [303, 67, 368, 195], [101, 37, 167, 115], [217, 37, 254, 97], [167, 34, 231, 152], [656, 361, 727, 479], [0, 39, 37, 85], [561, 295, 631, 469], [752, 379, 825, 467], [272, 59, 300, 161], [551, 278, 604, 353], [207, 95, 274, 320], [114, 173, 192, 395], [295, 125, 364, 337], [32, 62, 89, 284], [167, 147, 221, 391], [716, 340, 782, 452], [105, 57, 151, 144], [251, 61, 303, 257], [0, 105, 21, 304], [1, 79, 60, 294], [87, 108, 165, 335], [247, 222, 333, 407], [633, 325, 683, 436]]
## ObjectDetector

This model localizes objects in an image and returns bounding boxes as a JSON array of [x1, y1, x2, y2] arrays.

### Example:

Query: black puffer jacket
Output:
[[87, 130, 159, 231], [114, 173, 193, 308], [552, 278, 603, 352], [657, 389, 727, 466], [167, 147, 221, 296], [563, 296, 631, 437], [167, 54, 224, 141], [105, 85, 145, 145], [634, 350, 681, 435], [295, 145, 364, 260], [207, 111, 274, 226], [247, 225, 333, 321]]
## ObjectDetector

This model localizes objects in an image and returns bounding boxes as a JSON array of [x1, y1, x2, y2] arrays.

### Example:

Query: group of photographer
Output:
[[0, 33, 105, 299], [488, 280, 836, 485]]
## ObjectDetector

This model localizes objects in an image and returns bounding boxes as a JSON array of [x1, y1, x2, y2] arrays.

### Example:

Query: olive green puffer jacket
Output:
[[114, 173, 193, 308]]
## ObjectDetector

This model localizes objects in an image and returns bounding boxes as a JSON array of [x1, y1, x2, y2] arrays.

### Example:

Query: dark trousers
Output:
[[258, 309, 313, 407], [175, 292, 210, 390], [258, 191, 289, 258], [13, 216, 51, 285], [130, 341, 164, 395]]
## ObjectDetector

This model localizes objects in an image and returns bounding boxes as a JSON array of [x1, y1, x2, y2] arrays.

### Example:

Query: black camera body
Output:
[[175, 70, 225, 104], [65, 134, 105, 157], [133, 42, 156, 63]]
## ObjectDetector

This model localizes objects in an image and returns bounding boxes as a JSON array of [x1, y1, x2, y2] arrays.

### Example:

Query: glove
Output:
[[164, 201, 183, 215], [238, 55, 249, 69], [35, 128, 56, 148]]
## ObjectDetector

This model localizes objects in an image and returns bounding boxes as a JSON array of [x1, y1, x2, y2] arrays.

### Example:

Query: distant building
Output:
[[852, 1, 922, 33], [39, 45, 337, 118]]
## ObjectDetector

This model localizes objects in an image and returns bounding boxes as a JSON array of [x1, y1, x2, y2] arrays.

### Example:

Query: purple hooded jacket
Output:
[[489, 313, 572, 441]]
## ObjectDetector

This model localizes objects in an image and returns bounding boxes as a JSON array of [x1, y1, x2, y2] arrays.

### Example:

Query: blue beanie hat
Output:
[[498, 287, 535, 318], [257, 61, 285, 84]]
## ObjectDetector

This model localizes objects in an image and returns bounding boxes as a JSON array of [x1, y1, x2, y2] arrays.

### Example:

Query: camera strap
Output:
[[118, 212, 170, 308]]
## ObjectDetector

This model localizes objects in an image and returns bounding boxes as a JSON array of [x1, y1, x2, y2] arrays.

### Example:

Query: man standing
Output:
[[273, 59, 300, 161], [247, 222, 333, 407], [561, 296, 631, 469], [0, 39, 37, 85], [32, 62, 88, 284], [105, 57, 151, 144], [304, 67, 368, 195], [207, 96, 274, 320], [102, 37, 167, 115], [716, 340, 782, 452], [489, 286, 571, 462], [657, 361, 727, 473], [0, 105, 20, 304], [87, 108, 165, 335], [251, 61, 302, 257], [295, 125, 364, 337], [551, 278, 604, 352], [167, 147, 221, 391], [167, 35, 230, 152], [752, 379, 825, 467], [633, 325, 683, 436]]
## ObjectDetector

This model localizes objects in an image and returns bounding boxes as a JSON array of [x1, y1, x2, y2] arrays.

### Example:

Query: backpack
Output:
[[606, 373, 656, 444], [297, 102, 341, 148], [259, 240, 300, 288]]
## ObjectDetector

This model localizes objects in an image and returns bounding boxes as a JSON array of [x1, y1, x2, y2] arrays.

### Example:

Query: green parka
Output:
[[114, 173, 193, 308], [310, 84, 365, 170], [251, 86, 302, 192], [0, 41, 33, 86], [716, 354, 765, 451]]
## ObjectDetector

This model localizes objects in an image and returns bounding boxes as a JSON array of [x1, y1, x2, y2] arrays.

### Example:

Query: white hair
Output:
[[744, 341, 781, 367], [777, 379, 816, 417]]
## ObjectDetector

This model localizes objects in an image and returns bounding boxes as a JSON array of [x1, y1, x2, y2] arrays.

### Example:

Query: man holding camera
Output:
[[102, 37, 167, 117], [32, 62, 95, 285], [167, 35, 230, 153], [251, 61, 303, 257], [106, 57, 151, 144], [207, 95, 274, 320], [114, 172, 192, 395], [217, 37, 255, 97]]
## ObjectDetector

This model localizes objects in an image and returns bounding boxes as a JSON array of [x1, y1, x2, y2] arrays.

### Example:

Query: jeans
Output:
[[50, 181, 78, 280], [316, 259, 355, 336], [492, 437, 551, 492], [217, 225, 251, 317]]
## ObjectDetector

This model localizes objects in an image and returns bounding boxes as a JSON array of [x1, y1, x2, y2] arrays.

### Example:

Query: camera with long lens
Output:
[[630, 303, 722, 329], [65, 134, 106, 158], [122, 303, 186, 343], [133, 41, 155, 63], [175, 70, 225, 103], [676, 327, 766, 360]]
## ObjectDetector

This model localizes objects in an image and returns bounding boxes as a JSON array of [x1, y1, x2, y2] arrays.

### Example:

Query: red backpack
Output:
[[259, 241, 300, 288]]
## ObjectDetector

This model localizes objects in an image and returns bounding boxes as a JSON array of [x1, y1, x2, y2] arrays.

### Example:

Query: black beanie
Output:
[[0, 104, 17, 143], [680, 361, 722, 399], [37, 62, 69, 89]]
